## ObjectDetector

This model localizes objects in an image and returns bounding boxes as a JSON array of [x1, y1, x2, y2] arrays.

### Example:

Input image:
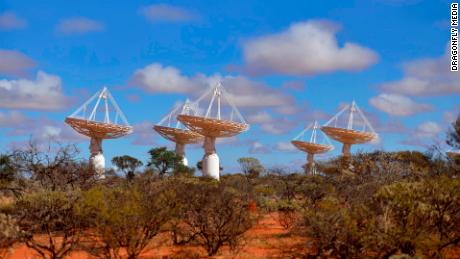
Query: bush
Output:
[[13, 190, 82, 259], [179, 182, 254, 256], [76, 182, 172, 259], [0, 213, 21, 259]]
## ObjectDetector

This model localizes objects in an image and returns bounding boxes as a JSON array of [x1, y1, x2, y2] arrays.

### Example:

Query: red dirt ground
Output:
[[4, 212, 308, 259], [4, 212, 460, 259]]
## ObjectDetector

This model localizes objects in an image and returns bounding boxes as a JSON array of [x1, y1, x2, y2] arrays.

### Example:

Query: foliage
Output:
[[111, 155, 143, 180], [447, 114, 460, 149], [173, 163, 196, 177], [76, 182, 172, 259], [0, 155, 15, 184], [0, 213, 21, 259], [302, 197, 373, 258], [1, 127, 460, 258], [12, 142, 95, 191], [237, 157, 264, 179], [13, 190, 82, 259], [147, 147, 183, 177], [178, 181, 254, 256]]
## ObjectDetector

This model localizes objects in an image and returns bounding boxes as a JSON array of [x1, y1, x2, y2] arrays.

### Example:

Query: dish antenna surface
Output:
[[65, 87, 132, 179], [321, 101, 378, 156], [154, 99, 203, 166], [291, 121, 334, 174], [177, 82, 249, 180]]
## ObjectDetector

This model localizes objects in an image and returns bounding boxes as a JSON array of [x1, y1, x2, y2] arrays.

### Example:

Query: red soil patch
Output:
[[4, 213, 307, 259], [4, 213, 459, 258]]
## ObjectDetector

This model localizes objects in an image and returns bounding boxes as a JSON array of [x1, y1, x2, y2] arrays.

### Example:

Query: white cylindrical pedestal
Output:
[[306, 153, 314, 175], [182, 156, 188, 166], [202, 136, 219, 180], [342, 143, 352, 157], [175, 143, 188, 166], [90, 137, 105, 179], [203, 153, 220, 180]]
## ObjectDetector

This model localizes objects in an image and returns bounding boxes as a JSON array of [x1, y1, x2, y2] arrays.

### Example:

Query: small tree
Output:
[[237, 157, 264, 180], [0, 155, 15, 184], [112, 155, 143, 181], [14, 190, 82, 259], [447, 114, 460, 149], [196, 160, 203, 171], [147, 147, 183, 177], [12, 142, 95, 191], [0, 213, 21, 259], [78, 183, 172, 259], [173, 163, 195, 177], [0, 154, 22, 196], [180, 182, 253, 256], [372, 181, 431, 257], [302, 196, 372, 258]]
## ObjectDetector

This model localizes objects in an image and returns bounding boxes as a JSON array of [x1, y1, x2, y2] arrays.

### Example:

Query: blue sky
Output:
[[0, 0, 458, 173]]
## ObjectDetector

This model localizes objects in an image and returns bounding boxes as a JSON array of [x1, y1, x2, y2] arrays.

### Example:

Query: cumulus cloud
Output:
[[274, 141, 297, 152], [130, 63, 303, 135], [242, 20, 378, 75], [281, 80, 305, 91], [379, 48, 460, 96], [0, 49, 35, 77], [249, 141, 270, 154], [131, 121, 157, 146], [56, 17, 104, 35], [374, 118, 407, 134], [0, 71, 70, 110], [130, 63, 195, 93], [3, 114, 86, 149], [140, 4, 196, 23], [443, 106, 460, 124], [0, 111, 29, 127], [414, 121, 443, 138], [369, 93, 432, 116], [0, 12, 26, 30], [130, 63, 296, 110], [402, 121, 443, 147]]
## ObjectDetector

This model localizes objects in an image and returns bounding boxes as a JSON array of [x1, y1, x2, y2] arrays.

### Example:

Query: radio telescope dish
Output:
[[177, 82, 249, 180], [321, 101, 378, 156], [154, 99, 203, 166], [291, 121, 333, 174], [65, 87, 132, 179]]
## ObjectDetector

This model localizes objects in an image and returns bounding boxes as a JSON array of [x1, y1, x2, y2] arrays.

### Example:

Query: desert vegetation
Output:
[[0, 117, 460, 258]]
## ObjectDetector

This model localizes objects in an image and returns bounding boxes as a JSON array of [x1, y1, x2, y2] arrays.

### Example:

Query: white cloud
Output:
[[0, 71, 70, 110], [415, 121, 443, 138], [443, 106, 460, 124], [242, 20, 378, 75], [140, 4, 196, 23], [246, 111, 273, 124], [56, 17, 104, 35], [131, 121, 157, 146], [0, 12, 26, 30], [130, 63, 195, 93], [4, 115, 86, 149], [0, 49, 35, 77], [245, 110, 296, 134], [0, 111, 29, 127], [380, 48, 460, 96], [249, 141, 270, 154], [130, 63, 296, 110], [402, 121, 443, 147], [369, 93, 432, 116], [274, 141, 297, 152], [130, 63, 302, 135]]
